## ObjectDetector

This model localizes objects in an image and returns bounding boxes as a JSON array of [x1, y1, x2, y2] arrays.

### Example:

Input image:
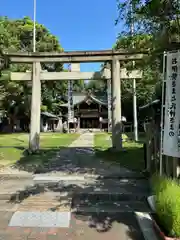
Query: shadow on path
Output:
[[3, 143, 150, 239]]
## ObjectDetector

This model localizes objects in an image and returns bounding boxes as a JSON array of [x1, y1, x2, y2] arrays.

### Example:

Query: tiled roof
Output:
[[60, 92, 107, 107], [41, 111, 59, 119]]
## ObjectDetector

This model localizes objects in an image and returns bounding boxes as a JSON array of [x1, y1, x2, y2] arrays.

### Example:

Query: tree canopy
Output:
[[1, 2, 178, 127], [0, 17, 86, 129], [113, 0, 180, 121]]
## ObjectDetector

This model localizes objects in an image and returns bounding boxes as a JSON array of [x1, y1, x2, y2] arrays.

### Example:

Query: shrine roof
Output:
[[41, 111, 60, 119], [60, 92, 108, 107], [139, 99, 160, 110]]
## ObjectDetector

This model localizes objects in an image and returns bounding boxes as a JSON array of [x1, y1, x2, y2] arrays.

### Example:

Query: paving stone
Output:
[[8, 211, 71, 228], [67, 212, 145, 240], [0, 232, 11, 240], [17, 192, 71, 212], [135, 212, 160, 240], [27, 228, 49, 240], [0, 201, 20, 212], [2, 226, 30, 239], [0, 211, 14, 229]]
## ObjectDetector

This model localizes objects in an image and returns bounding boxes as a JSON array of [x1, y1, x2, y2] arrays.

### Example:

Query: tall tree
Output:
[[0, 16, 66, 128], [114, 0, 180, 120]]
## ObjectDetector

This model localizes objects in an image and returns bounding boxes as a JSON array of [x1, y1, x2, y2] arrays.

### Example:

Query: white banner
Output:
[[67, 64, 74, 123], [68, 80, 74, 123], [162, 51, 180, 157]]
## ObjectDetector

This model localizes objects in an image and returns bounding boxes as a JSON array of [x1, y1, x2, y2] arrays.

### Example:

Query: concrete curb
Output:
[[135, 212, 159, 240], [147, 195, 155, 212]]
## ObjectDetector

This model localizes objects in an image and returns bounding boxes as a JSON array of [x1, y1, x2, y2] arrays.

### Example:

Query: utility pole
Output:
[[67, 64, 74, 133], [33, 0, 36, 52], [130, 1, 138, 142]]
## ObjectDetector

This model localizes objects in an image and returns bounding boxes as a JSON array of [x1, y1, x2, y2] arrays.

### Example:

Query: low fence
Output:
[[145, 122, 180, 178]]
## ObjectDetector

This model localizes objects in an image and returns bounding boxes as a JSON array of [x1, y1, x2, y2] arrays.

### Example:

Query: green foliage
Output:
[[94, 133, 144, 172], [152, 175, 180, 237], [114, 0, 179, 120], [41, 105, 47, 112], [85, 80, 107, 93], [73, 80, 85, 92], [0, 16, 67, 122], [113, 34, 161, 120], [0, 16, 88, 122]]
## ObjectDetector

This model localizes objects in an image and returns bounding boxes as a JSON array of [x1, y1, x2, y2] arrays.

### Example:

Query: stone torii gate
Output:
[[11, 65, 142, 134], [4, 50, 144, 152]]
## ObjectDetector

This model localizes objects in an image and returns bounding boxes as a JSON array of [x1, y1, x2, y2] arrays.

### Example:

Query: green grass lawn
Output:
[[0, 133, 79, 168], [125, 132, 146, 143], [94, 133, 145, 172]]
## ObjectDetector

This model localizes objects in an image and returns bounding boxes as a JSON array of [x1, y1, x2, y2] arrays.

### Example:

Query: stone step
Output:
[[33, 173, 147, 184], [0, 182, 71, 202], [33, 175, 88, 184], [33, 177, 150, 196], [0, 200, 20, 212], [72, 200, 153, 213], [33, 175, 149, 187], [0, 174, 150, 203], [96, 173, 146, 180], [73, 192, 149, 202], [0, 177, 34, 201], [0, 173, 33, 180], [17, 191, 72, 212]]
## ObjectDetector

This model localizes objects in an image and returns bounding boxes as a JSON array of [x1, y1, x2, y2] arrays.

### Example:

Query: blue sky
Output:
[[1, 0, 122, 72]]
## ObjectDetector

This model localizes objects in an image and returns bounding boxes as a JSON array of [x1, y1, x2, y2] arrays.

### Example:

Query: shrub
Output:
[[151, 175, 180, 237]]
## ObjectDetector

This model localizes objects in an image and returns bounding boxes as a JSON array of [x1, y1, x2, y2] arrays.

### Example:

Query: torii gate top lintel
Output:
[[3, 49, 146, 63]]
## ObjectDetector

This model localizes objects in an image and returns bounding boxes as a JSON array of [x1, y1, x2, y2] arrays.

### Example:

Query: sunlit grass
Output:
[[0, 133, 79, 168], [94, 133, 144, 172]]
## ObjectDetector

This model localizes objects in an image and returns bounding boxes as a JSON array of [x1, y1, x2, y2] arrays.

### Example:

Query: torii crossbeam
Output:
[[10, 69, 142, 81]]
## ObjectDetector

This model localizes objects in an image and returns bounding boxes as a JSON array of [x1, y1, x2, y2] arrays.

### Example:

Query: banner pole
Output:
[[160, 51, 167, 175]]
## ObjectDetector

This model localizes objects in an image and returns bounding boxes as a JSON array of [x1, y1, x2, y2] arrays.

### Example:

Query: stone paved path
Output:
[[0, 211, 146, 240], [34, 132, 136, 178], [0, 133, 160, 240]]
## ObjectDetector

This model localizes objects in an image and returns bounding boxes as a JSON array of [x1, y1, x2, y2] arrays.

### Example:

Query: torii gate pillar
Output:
[[29, 62, 41, 152], [111, 58, 122, 150]]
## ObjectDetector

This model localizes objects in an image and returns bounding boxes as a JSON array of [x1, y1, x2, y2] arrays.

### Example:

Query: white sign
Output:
[[68, 80, 74, 123], [68, 63, 74, 123], [163, 51, 180, 157]]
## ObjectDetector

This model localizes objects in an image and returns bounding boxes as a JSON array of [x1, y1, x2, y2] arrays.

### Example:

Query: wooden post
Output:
[[153, 123, 158, 172], [173, 157, 180, 178], [29, 62, 41, 152], [111, 58, 122, 150], [107, 79, 112, 133], [78, 117, 80, 131], [146, 123, 151, 172], [165, 156, 170, 176]]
